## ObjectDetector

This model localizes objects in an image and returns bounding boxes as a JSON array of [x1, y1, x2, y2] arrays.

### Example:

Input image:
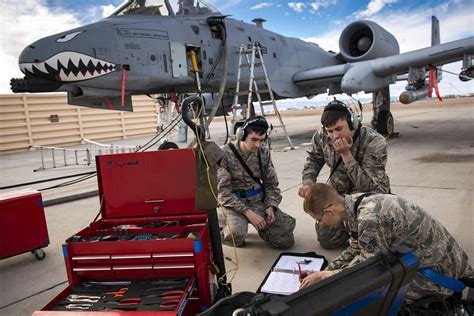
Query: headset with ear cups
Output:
[[323, 100, 361, 130], [235, 116, 269, 141]]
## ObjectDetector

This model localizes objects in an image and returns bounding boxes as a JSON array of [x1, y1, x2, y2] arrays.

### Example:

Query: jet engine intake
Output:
[[339, 21, 399, 63]]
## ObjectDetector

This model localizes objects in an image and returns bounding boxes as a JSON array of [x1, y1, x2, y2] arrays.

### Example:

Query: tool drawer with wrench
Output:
[[39, 276, 197, 313], [34, 150, 220, 315]]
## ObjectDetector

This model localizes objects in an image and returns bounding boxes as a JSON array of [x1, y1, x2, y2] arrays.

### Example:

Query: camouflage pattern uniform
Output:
[[327, 193, 473, 301], [302, 126, 390, 249], [217, 141, 296, 249]]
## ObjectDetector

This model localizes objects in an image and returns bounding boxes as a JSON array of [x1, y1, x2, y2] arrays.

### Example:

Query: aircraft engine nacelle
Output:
[[339, 21, 400, 63]]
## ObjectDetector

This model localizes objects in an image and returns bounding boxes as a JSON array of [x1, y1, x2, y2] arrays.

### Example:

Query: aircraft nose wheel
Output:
[[376, 111, 394, 136], [31, 249, 46, 260]]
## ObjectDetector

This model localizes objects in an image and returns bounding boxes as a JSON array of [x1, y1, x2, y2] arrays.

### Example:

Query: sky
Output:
[[0, 0, 473, 102]]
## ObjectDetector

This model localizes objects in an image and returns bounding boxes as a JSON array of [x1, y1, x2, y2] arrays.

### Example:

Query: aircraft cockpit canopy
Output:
[[113, 0, 221, 17]]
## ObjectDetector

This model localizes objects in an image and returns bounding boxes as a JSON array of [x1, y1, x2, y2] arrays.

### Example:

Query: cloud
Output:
[[101, 4, 117, 17], [288, 2, 307, 13], [309, 0, 337, 13], [355, 0, 398, 18], [251, 2, 273, 10], [0, 0, 82, 94]]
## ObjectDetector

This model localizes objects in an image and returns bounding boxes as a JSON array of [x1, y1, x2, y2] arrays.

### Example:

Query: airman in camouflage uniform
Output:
[[299, 100, 390, 249], [217, 116, 296, 249], [300, 183, 473, 302]]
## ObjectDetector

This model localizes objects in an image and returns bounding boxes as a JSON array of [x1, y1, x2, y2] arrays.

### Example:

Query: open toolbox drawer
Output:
[[34, 275, 197, 315], [61, 215, 213, 309], [35, 150, 220, 314]]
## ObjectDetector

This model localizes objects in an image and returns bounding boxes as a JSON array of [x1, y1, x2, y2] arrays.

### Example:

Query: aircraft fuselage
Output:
[[15, 13, 338, 101]]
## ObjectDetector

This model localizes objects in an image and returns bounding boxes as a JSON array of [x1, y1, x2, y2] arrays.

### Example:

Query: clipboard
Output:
[[257, 252, 328, 296]]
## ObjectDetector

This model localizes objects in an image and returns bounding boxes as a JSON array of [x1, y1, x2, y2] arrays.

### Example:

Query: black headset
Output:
[[322, 100, 361, 130], [236, 116, 269, 141]]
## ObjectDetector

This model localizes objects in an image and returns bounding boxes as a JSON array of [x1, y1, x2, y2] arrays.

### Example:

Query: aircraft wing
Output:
[[292, 37, 474, 95]]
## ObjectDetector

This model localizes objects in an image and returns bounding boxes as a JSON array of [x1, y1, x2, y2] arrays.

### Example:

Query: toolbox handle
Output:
[[73, 267, 111, 271], [111, 254, 152, 259], [144, 199, 165, 203], [112, 265, 153, 270], [154, 264, 195, 269], [153, 252, 194, 258], [72, 255, 111, 260]]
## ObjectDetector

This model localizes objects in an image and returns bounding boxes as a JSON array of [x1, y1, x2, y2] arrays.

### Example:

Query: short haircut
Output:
[[246, 124, 267, 137], [321, 108, 349, 128], [303, 183, 343, 216]]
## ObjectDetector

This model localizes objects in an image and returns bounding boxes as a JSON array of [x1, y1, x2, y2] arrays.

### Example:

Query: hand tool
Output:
[[104, 287, 129, 298], [65, 303, 92, 310]]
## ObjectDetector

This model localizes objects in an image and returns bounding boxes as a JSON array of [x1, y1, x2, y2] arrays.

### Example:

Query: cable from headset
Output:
[[187, 98, 240, 285]]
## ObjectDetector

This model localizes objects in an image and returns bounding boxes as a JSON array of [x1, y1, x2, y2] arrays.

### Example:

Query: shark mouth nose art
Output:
[[20, 51, 116, 82]]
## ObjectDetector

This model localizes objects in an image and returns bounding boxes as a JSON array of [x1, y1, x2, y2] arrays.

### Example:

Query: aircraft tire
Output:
[[158, 141, 179, 150], [376, 111, 394, 136]]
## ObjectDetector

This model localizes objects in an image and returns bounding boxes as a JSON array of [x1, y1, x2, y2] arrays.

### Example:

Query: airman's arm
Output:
[[326, 236, 360, 271], [343, 133, 390, 193], [301, 130, 326, 185], [217, 155, 249, 214]]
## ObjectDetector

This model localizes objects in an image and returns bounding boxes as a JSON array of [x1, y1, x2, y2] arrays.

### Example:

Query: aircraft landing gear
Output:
[[372, 86, 396, 137], [376, 111, 394, 136]]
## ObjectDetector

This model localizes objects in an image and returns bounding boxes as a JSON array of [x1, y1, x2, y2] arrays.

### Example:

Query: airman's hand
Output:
[[265, 207, 276, 225], [298, 185, 310, 198], [299, 271, 333, 289], [244, 209, 267, 230], [333, 137, 353, 162]]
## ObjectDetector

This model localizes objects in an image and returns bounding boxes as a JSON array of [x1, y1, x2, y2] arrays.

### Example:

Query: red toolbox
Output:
[[0, 189, 49, 260], [34, 149, 226, 315]]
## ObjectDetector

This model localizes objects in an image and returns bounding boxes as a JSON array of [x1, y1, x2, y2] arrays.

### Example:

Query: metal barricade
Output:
[[32, 145, 92, 172], [32, 140, 140, 172], [82, 139, 140, 156]]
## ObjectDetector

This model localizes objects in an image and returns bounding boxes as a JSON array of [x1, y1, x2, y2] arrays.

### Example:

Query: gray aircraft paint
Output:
[[11, 0, 474, 113]]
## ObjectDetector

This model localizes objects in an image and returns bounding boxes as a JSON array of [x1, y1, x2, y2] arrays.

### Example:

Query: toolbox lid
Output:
[[96, 149, 198, 218], [0, 188, 41, 202]]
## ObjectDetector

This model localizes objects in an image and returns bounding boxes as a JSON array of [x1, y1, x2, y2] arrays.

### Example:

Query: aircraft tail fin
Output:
[[431, 16, 440, 46]]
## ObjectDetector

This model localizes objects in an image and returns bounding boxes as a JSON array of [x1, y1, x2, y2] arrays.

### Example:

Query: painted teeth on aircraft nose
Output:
[[26, 51, 116, 81], [69, 54, 82, 68], [32, 62, 48, 74]]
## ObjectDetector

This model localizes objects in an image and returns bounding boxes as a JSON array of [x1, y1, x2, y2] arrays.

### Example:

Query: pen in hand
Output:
[[298, 263, 303, 281]]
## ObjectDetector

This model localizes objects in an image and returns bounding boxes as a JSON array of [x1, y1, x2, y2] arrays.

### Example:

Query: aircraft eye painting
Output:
[[56, 31, 85, 43]]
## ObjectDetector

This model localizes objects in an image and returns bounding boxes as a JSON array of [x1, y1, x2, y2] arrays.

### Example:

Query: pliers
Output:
[[106, 298, 141, 306]]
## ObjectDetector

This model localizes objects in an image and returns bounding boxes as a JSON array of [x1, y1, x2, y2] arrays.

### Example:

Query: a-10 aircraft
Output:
[[10, 0, 474, 135]]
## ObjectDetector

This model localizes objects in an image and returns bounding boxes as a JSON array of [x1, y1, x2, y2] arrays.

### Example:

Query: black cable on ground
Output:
[[137, 114, 182, 151], [2, 109, 183, 197], [0, 171, 96, 190], [139, 117, 183, 151], [38, 173, 97, 191], [0, 280, 67, 310]]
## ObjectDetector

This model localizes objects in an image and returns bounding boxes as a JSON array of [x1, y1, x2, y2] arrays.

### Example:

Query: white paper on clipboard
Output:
[[260, 255, 325, 295]]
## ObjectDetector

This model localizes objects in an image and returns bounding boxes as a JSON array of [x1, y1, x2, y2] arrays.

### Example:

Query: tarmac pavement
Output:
[[0, 98, 473, 315]]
